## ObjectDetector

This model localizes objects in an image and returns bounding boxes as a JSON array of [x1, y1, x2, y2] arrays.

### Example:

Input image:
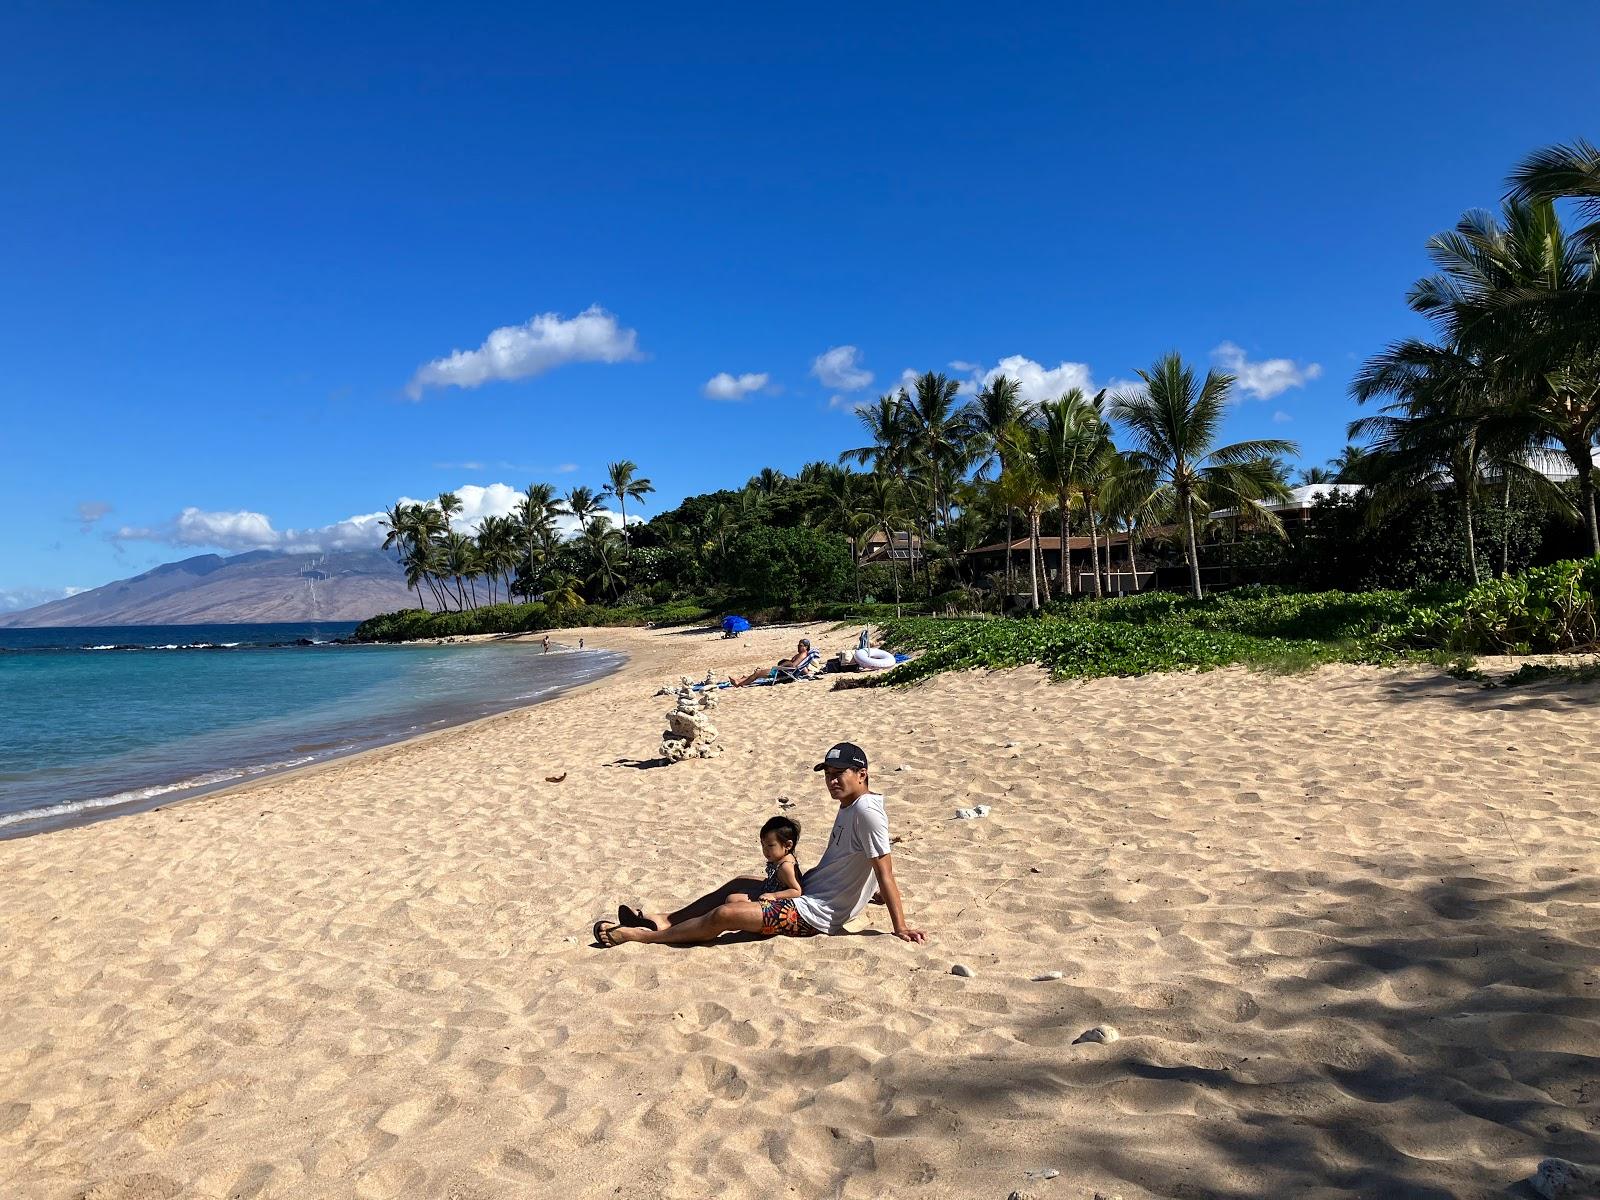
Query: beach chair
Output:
[[771, 648, 823, 684]]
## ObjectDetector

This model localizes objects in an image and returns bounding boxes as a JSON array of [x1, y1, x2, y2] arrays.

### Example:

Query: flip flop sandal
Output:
[[592, 920, 622, 947], [618, 905, 660, 931]]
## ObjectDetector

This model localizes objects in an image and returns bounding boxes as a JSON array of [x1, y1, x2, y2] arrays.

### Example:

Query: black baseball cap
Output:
[[814, 742, 869, 771]]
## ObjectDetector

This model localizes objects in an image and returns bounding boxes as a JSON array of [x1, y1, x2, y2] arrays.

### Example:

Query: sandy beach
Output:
[[3, 622, 1597, 1200]]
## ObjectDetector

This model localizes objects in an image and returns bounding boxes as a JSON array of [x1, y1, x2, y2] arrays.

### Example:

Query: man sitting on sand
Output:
[[726, 638, 815, 688], [595, 742, 926, 946]]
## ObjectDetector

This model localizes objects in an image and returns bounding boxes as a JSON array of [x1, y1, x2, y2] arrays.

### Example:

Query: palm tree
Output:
[[476, 514, 523, 603], [1101, 452, 1163, 593], [860, 470, 909, 605], [842, 393, 909, 476], [439, 531, 477, 609], [1330, 445, 1374, 484], [580, 517, 628, 601], [603, 460, 654, 544], [701, 501, 736, 565], [411, 502, 451, 608], [1298, 466, 1336, 485], [902, 372, 966, 535], [379, 504, 427, 609], [541, 570, 584, 612], [1406, 198, 1600, 553], [516, 483, 562, 595], [565, 486, 601, 532], [814, 467, 872, 599], [436, 492, 463, 529], [750, 466, 789, 497], [992, 451, 1038, 604], [1078, 434, 1122, 598], [1350, 339, 1537, 586], [1000, 421, 1053, 611], [1508, 138, 1600, 245], [402, 542, 439, 611], [1111, 353, 1298, 599], [1034, 389, 1113, 597], [961, 375, 1026, 595]]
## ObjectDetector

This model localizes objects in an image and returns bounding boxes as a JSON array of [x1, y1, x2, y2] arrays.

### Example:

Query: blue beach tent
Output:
[[720, 614, 751, 637]]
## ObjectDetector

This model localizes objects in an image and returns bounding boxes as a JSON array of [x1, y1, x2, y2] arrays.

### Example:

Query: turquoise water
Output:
[[0, 623, 622, 837]]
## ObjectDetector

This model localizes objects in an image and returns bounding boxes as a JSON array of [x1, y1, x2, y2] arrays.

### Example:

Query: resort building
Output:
[[965, 533, 1149, 596], [857, 530, 923, 565]]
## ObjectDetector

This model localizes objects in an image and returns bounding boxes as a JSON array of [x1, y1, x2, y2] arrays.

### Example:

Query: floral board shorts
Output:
[[760, 899, 820, 938]]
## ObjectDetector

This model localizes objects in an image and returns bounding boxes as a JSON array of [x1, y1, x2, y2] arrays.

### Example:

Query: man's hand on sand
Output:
[[893, 928, 927, 943]]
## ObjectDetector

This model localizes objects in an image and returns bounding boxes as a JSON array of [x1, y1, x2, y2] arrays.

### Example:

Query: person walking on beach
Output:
[[596, 742, 925, 947], [542, 635, 551, 653]]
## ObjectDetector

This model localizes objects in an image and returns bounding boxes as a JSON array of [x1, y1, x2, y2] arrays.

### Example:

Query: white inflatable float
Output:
[[853, 646, 897, 671]]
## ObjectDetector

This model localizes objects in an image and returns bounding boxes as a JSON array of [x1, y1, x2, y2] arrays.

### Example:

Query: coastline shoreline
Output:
[[0, 633, 628, 842]]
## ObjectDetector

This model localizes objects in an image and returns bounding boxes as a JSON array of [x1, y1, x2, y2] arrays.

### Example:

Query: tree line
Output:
[[374, 139, 1599, 614]]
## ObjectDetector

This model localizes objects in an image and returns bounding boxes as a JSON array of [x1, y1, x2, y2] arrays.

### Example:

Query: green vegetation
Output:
[[1497, 661, 1600, 687], [871, 588, 1416, 684], [355, 141, 1596, 644], [723, 525, 856, 609], [1383, 554, 1600, 653], [869, 558, 1600, 684], [354, 600, 715, 643]]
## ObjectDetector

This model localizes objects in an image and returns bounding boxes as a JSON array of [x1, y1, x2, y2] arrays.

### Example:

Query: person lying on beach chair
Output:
[[727, 639, 817, 687], [595, 742, 926, 947]]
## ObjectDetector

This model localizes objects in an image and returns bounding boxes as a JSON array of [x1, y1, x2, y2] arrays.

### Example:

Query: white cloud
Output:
[[1272, 410, 1293, 424], [1211, 342, 1322, 401], [702, 371, 770, 401], [76, 501, 111, 530], [0, 585, 85, 613], [109, 481, 647, 557], [948, 360, 979, 373], [114, 507, 387, 553], [975, 356, 1097, 406], [555, 462, 579, 474], [406, 305, 642, 399], [811, 345, 873, 391], [551, 507, 639, 540]]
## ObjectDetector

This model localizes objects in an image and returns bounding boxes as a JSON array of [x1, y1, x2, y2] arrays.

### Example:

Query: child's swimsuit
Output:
[[762, 853, 798, 895]]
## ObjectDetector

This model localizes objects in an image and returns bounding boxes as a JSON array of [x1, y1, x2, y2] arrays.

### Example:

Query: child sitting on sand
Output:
[[740, 815, 803, 902], [616, 815, 803, 931]]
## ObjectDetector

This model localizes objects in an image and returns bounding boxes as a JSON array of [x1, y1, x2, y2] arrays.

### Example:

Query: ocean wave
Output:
[[82, 641, 244, 651], [0, 754, 319, 832]]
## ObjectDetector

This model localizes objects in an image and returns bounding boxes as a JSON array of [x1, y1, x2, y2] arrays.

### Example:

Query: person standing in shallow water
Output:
[[596, 742, 926, 946]]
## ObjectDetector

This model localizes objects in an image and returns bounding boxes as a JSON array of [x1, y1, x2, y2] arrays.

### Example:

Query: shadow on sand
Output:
[[886, 868, 1600, 1198]]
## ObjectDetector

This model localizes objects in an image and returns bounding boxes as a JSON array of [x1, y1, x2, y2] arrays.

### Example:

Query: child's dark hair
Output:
[[761, 815, 800, 848]]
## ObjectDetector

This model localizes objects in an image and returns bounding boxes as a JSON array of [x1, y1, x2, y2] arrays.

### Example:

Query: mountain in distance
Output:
[[0, 549, 420, 627]]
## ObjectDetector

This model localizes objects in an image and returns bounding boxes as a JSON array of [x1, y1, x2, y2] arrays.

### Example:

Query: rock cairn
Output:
[[660, 677, 722, 763]]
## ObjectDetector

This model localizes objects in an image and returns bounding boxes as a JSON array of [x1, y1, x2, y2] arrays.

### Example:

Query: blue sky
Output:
[[4, 2, 1597, 608]]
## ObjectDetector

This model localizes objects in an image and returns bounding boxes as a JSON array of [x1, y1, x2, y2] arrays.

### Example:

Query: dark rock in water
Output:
[[295, 638, 316, 646]]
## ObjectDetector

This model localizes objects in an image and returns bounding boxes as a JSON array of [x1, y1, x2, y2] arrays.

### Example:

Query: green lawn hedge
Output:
[[353, 599, 716, 642], [870, 561, 1600, 684]]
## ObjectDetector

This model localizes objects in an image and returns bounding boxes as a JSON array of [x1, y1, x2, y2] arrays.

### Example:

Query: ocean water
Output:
[[0, 623, 622, 837]]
